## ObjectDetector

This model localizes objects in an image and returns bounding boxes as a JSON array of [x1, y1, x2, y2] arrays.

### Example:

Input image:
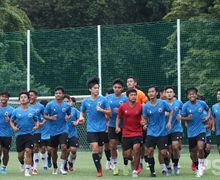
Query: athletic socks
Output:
[[104, 150, 111, 161], [148, 157, 155, 174], [92, 153, 101, 172], [60, 159, 66, 170], [33, 153, 39, 169], [123, 157, 128, 166], [41, 153, 47, 167]]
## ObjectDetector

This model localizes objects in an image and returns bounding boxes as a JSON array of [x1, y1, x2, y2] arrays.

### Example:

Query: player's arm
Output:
[[10, 110, 19, 132], [65, 106, 72, 121], [212, 117, 216, 132], [166, 110, 173, 130], [115, 115, 121, 134], [179, 104, 192, 121], [33, 113, 39, 130], [44, 112, 57, 121], [96, 106, 111, 116], [79, 111, 85, 124]]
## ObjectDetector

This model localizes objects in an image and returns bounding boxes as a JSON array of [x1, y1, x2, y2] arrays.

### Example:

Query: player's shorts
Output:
[[216, 135, 220, 147], [168, 132, 183, 145], [0, 136, 12, 150], [205, 136, 211, 145], [108, 127, 122, 143], [188, 133, 206, 150], [142, 129, 147, 144], [68, 136, 79, 148], [33, 133, 41, 145], [87, 132, 107, 146], [145, 135, 168, 150], [104, 132, 109, 144], [16, 134, 34, 152], [50, 133, 68, 148], [122, 136, 143, 151], [41, 139, 51, 147]]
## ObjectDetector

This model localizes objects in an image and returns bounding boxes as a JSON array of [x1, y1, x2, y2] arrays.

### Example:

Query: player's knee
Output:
[[70, 147, 77, 154], [160, 149, 168, 157], [25, 148, 32, 155]]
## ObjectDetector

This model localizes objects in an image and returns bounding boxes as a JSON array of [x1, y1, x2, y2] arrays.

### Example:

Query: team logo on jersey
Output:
[[28, 113, 33, 118], [158, 108, 162, 113], [125, 110, 128, 113], [5, 112, 9, 116], [87, 103, 91, 107], [189, 109, 192, 113], [18, 114, 22, 117], [53, 108, 57, 112], [149, 110, 152, 114], [36, 109, 40, 113], [110, 101, 113, 104], [198, 108, 202, 112], [97, 101, 102, 106], [174, 107, 179, 111], [62, 108, 67, 112]]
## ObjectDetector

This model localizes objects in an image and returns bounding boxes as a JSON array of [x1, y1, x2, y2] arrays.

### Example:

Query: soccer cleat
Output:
[[162, 170, 167, 176], [174, 166, 180, 175], [48, 159, 52, 168], [191, 162, 196, 171], [195, 170, 201, 178], [150, 172, 156, 177], [198, 165, 204, 177], [166, 168, 172, 176], [137, 164, 141, 174], [1, 167, 7, 175], [96, 172, 103, 177], [43, 166, 48, 172], [24, 169, 31, 177], [52, 168, 58, 175], [60, 168, 68, 175], [132, 170, 138, 178], [123, 165, 129, 176], [68, 162, 74, 171], [113, 167, 119, 176], [105, 161, 112, 170], [20, 164, 25, 172], [32, 168, 38, 175]]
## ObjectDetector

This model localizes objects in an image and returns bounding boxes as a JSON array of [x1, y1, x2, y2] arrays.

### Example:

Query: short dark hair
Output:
[[29, 89, 38, 96], [40, 100, 48, 107], [70, 97, 76, 103], [64, 94, 70, 100], [18, 91, 29, 100], [126, 88, 137, 97], [186, 87, 198, 95], [160, 86, 166, 93], [148, 85, 158, 92], [0, 91, 10, 98], [86, 76, 99, 89], [164, 86, 174, 92], [105, 88, 114, 95], [54, 86, 65, 93], [127, 76, 136, 82], [113, 78, 124, 87]]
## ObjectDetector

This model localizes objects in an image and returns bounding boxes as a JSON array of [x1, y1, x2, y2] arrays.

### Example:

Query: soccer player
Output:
[[28, 90, 44, 174], [212, 89, 220, 153], [10, 91, 39, 176], [165, 86, 183, 175], [180, 87, 210, 177], [106, 79, 128, 175], [142, 85, 173, 177], [0, 92, 14, 174], [116, 88, 143, 177], [80, 77, 111, 177], [44, 86, 72, 175], [39, 100, 52, 170]]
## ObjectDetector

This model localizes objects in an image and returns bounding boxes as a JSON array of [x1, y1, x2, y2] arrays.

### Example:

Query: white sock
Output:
[[68, 152, 76, 163], [160, 163, 166, 171], [33, 153, 39, 169], [111, 157, 118, 168], [60, 159, 66, 170], [25, 164, 31, 170], [41, 153, 47, 167], [198, 158, 205, 166]]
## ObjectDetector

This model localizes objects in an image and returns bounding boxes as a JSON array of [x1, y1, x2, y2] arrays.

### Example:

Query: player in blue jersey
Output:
[[142, 85, 173, 177], [165, 86, 183, 176], [10, 91, 39, 176], [44, 86, 72, 175], [180, 87, 210, 178], [28, 90, 45, 174], [39, 100, 52, 170], [0, 92, 14, 174], [106, 79, 128, 175], [80, 77, 111, 177], [212, 89, 220, 153]]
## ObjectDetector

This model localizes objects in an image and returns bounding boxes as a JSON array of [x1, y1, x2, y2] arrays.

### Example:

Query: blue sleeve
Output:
[[44, 103, 51, 114], [9, 107, 15, 118], [103, 97, 110, 109], [181, 103, 188, 116], [66, 105, 71, 115], [76, 109, 80, 119], [211, 106, 215, 118], [164, 101, 171, 112], [142, 105, 148, 118], [10, 109, 16, 122], [80, 100, 86, 112], [124, 96, 128, 102], [179, 101, 183, 113], [33, 111, 38, 121], [202, 101, 209, 111]]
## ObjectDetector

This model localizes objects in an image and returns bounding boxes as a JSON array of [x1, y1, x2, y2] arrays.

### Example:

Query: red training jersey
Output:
[[118, 102, 143, 138]]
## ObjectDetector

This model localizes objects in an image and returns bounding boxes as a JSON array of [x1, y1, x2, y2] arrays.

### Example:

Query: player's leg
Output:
[[41, 140, 49, 171], [132, 137, 141, 177], [0, 137, 11, 174], [188, 136, 198, 172], [196, 133, 206, 177], [59, 133, 68, 175], [68, 137, 79, 171], [16, 135, 25, 173], [24, 135, 34, 176], [122, 137, 133, 176], [165, 134, 172, 176], [217, 135, 220, 154], [32, 133, 41, 174], [50, 135, 59, 175], [103, 132, 111, 170]]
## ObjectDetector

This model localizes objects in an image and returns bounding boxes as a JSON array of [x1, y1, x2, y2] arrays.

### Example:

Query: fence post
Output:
[[27, 30, 30, 91], [177, 19, 181, 101], [97, 25, 102, 95]]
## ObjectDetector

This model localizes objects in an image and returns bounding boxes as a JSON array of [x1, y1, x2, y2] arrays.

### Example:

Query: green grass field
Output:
[[2, 150, 220, 180]]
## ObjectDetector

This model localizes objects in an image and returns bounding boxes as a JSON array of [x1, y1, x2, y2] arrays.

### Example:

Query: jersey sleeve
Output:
[[10, 109, 17, 122], [163, 101, 171, 112], [181, 103, 188, 117], [66, 104, 72, 115], [117, 104, 124, 117], [44, 103, 51, 115], [178, 101, 183, 114], [201, 101, 209, 111], [211, 106, 216, 118], [33, 111, 38, 121], [80, 99, 86, 112], [139, 91, 148, 104], [142, 104, 148, 118]]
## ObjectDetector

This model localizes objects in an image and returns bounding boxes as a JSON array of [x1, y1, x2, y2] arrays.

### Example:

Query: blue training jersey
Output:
[[29, 102, 44, 134], [182, 100, 209, 138], [67, 107, 80, 138], [106, 94, 128, 128], [143, 99, 171, 137], [212, 103, 220, 135], [0, 105, 14, 137], [41, 120, 50, 140], [44, 100, 71, 136], [11, 106, 38, 136], [80, 95, 110, 132]]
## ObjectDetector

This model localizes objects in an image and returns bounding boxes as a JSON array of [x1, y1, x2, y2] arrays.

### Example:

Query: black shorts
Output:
[[16, 134, 34, 152], [33, 133, 41, 145], [145, 135, 168, 150], [104, 132, 109, 144], [205, 136, 211, 145], [68, 137, 79, 148], [50, 133, 68, 148], [108, 127, 122, 143], [0, 137, 12, 150], [122, 136, 143, 151], [41, 139, 51, 147], [217, 135, 220, 147], [188, 133, 206, 150], [168, 132, 183, 145], [87, 132, 107, 146]]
